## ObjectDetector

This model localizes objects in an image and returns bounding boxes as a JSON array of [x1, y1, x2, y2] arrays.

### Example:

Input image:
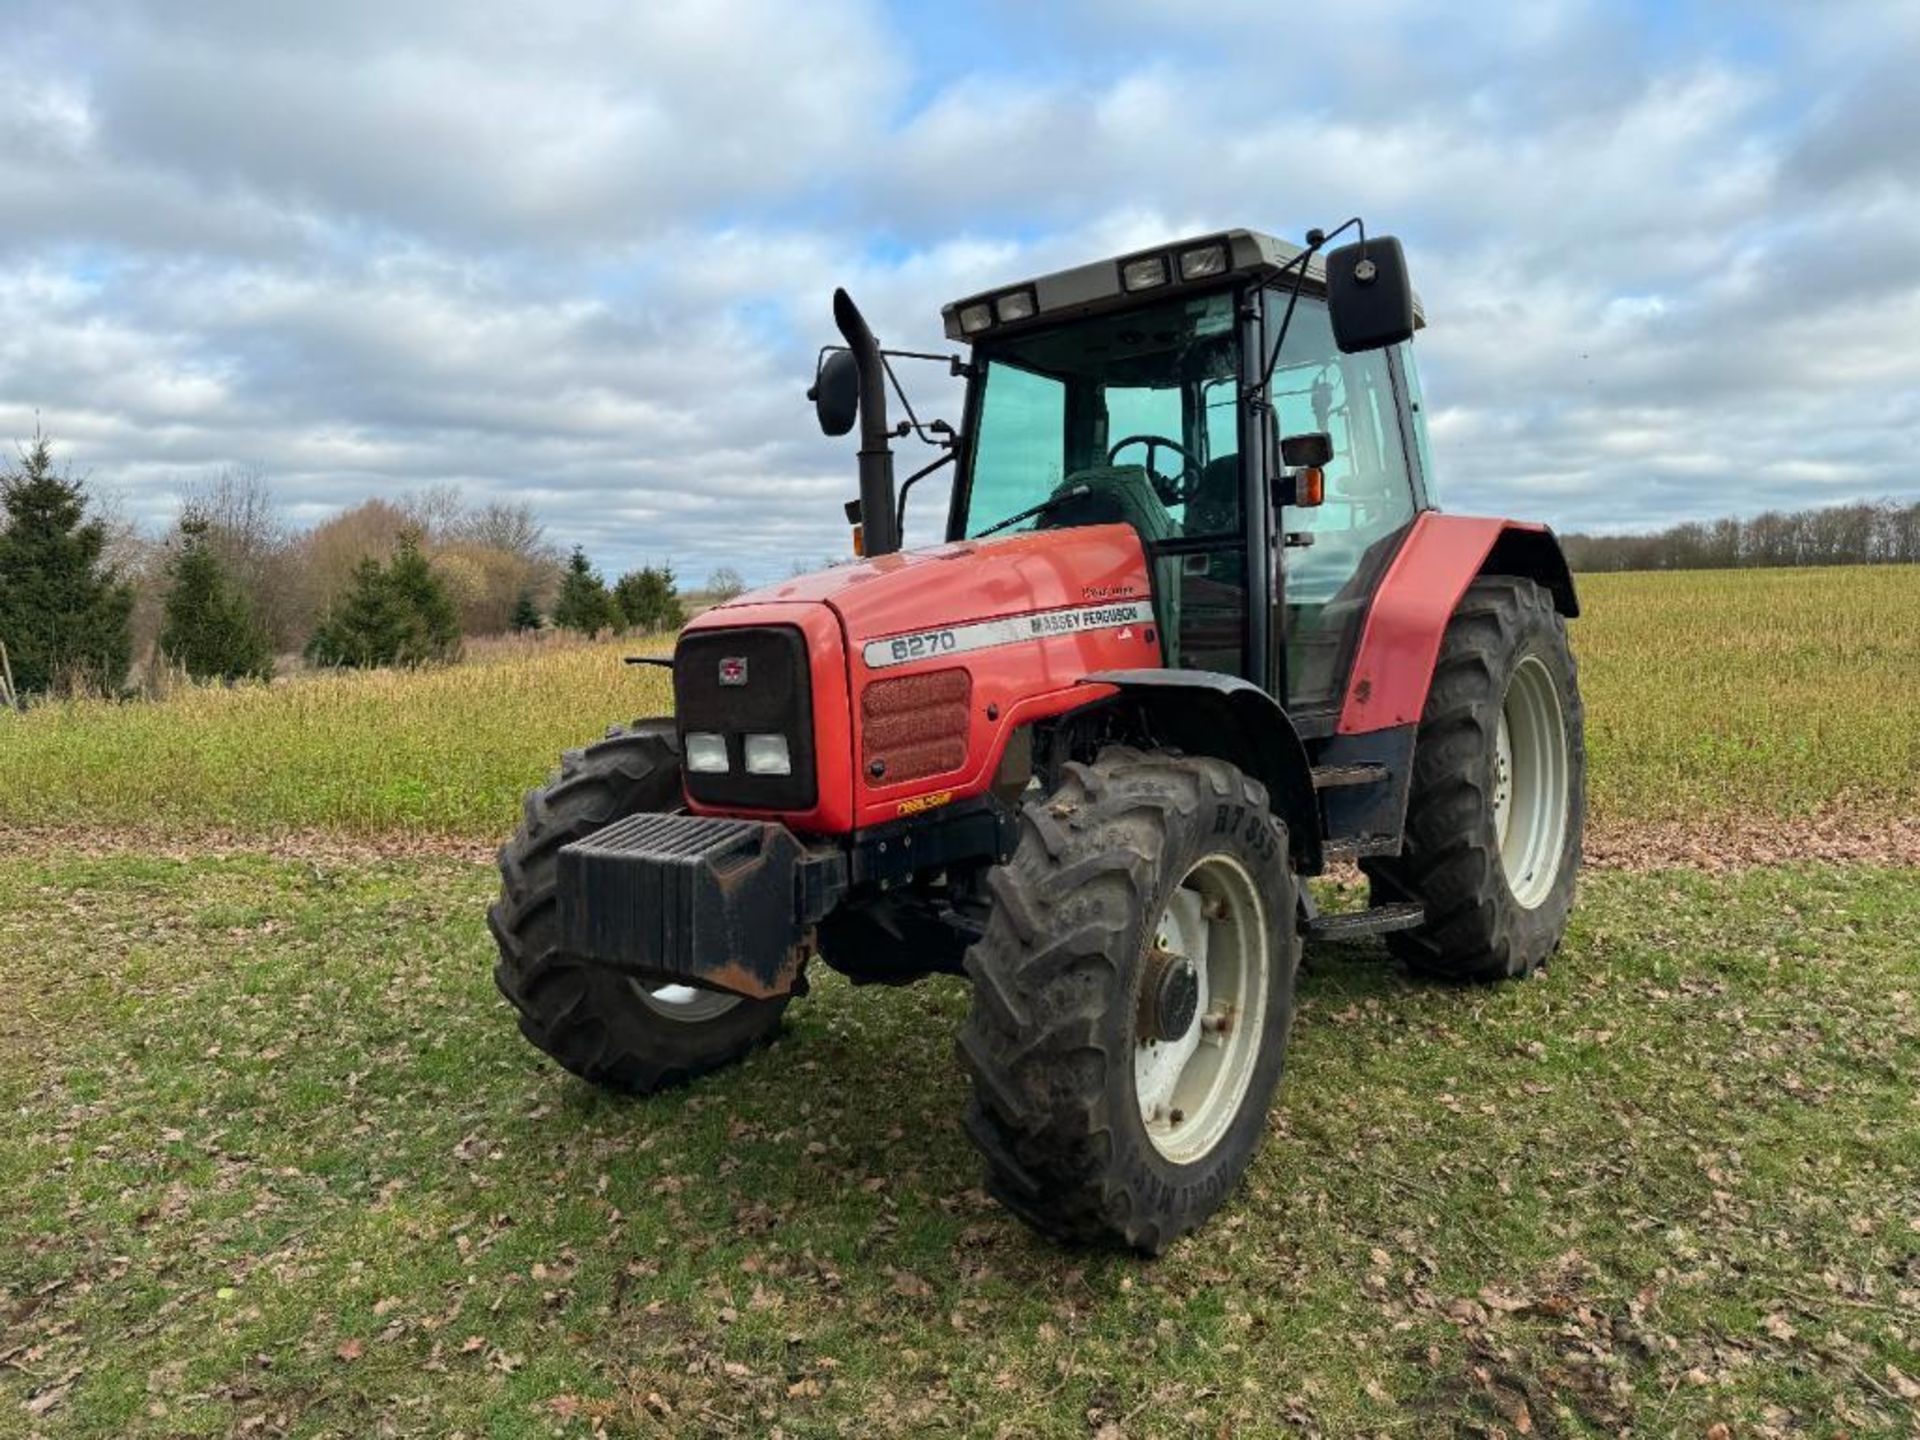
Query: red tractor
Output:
[[490, 224, 1584, 1251]]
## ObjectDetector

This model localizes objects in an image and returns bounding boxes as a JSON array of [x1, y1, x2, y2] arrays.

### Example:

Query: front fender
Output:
[[1081, 669, 1323, 874]]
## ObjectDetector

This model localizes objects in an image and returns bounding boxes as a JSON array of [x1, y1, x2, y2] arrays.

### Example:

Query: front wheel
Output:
[[959, 748, 1300, 1253], [488, 723, 790, 1093]]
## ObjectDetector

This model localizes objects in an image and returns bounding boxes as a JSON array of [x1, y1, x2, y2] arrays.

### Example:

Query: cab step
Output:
[[1320, 833, 1400, 862], [1310, 762, 1389, 790], [1305, 902, 1426, 942]]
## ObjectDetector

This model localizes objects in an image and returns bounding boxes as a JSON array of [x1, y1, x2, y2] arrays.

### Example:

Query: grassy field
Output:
[[2, 852, 1915, 1436], [3, 565, 1917, 1435], [0, 565, 1915, 842]]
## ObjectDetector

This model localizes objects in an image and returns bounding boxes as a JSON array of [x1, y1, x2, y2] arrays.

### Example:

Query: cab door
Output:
[[1263, 292, 1420, 721]]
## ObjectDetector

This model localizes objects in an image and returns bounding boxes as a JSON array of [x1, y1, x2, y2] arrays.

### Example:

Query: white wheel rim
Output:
[[630, 980, 742, 1023], [1133, 853, 1270, 1165], [1496, 654, 1570, 909]]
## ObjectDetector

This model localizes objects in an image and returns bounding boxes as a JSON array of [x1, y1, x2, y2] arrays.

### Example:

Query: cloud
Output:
[[0, 0, 1915, 590]]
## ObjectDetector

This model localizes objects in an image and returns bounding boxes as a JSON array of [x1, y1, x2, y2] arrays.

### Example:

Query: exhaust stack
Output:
[[832, 288, 901, 557]]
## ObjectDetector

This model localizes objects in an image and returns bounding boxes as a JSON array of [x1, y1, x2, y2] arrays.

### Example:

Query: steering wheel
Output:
[[1107, 434, 1204, 506]]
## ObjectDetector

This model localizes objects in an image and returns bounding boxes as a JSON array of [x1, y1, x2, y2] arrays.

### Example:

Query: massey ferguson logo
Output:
[[718, 656, 748, 686]]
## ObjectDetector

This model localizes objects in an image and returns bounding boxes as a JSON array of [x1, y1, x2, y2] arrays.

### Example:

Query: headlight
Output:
[[994, 289, 1037, 323], [1178, 243, 1228, 281], [743, 733, 792, 776], [958, 302, 993, 334], [684, 732, 729, 773], [1121, 255, 1168, 291]]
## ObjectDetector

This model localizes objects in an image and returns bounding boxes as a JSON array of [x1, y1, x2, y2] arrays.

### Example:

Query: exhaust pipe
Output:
[[832, 288, 901, 557]]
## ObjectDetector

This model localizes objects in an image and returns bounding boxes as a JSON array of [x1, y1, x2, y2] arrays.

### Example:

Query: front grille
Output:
[[673, 626, 817, 811], [862, 667, 971, 784]]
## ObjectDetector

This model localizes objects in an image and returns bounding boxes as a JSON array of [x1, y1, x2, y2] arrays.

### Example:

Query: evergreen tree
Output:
[[551, 546, 619, 635], [614, 564, 686, 633], [0, 434, 134, 696], [384, 532, 462, 664], [509, 590, 542, 632], [306, 556, 407, 667], [305, 533, 460, 668], [160, 516, 274, 682]]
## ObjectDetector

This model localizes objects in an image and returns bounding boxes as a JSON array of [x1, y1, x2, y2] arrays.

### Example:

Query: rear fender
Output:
[[1339, 514, 1577, 735], [1080, 669, 1323, 874]]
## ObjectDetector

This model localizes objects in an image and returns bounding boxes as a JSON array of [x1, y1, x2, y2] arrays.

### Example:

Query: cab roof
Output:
[[940, 227, 1427, 343]]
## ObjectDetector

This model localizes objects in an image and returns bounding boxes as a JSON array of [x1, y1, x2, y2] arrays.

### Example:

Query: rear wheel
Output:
[[959, 748, 1300, 1253], [1364, 577, 1585, 981], [488, 723, 789, 1092]]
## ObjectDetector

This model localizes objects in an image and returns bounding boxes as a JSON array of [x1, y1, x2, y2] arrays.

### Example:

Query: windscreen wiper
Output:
[[975, 484, 1091, 538]]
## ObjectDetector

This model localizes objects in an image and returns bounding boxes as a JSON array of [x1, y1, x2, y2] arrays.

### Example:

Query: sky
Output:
[[2, 0, 1917, 585]]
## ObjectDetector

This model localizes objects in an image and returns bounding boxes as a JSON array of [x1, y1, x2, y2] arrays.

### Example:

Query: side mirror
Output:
[[1325, 236, 1415, 354], [1280, 431, 1332, 468], [809, 350, 860, 436]]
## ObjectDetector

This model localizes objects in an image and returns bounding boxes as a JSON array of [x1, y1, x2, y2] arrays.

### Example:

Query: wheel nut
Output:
[[1200, 1012, 1232, 1036]]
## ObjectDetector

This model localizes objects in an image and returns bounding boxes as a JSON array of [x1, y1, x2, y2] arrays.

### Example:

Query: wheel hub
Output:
[[1138, 949, 1200, 1043]]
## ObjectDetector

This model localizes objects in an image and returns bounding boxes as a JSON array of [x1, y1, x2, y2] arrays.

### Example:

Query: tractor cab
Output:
[[937, 229, 1435, 722]]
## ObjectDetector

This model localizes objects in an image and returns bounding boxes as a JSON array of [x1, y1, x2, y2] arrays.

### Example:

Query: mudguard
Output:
[[1339, 515, 1577, 735], [1080, 668, 1324, 874]]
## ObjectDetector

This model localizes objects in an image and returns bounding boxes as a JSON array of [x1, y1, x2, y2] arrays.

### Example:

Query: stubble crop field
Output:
[[0, 565, 1915, 846], [2, 564, 1917, 1437]]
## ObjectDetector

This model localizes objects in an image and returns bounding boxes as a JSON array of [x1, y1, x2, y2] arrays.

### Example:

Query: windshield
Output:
[[956, 289, 1245, 543]]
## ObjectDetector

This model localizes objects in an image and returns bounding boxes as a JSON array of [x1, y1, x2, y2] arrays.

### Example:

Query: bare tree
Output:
[[178, 466, 302, 651], [454, 500, 551, 560], [402, 483, 470, 543], [1563, 497, 1920, 572]]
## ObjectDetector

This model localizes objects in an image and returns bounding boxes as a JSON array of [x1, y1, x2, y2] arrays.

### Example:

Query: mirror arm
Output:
[[877, 351, 952, 450], [1248, 216, 1365, 401], [894, 448, 958, 535], [818, 343, 969, 448]]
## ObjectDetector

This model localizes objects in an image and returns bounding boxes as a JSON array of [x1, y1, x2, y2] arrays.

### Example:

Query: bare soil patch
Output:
[[4, 809, 1914, 872]]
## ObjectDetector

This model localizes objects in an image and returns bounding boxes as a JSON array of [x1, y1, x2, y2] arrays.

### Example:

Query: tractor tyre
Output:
[[959, 747, 1300, 1253], [1363, 577, 1585, 981], [489, 722, 789, 1093]]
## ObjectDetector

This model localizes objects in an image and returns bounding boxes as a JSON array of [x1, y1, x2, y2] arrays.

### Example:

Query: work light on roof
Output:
[[958, 302, 994, 334], [994, 289, 1037, 323], [1120, 255, 1169, 292], [1178, 243, 1228, 281]]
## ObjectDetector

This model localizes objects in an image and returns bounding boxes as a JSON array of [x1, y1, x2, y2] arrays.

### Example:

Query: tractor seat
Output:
[[1186, 455, 1243, 536], [1044, 465, 1180, 545]]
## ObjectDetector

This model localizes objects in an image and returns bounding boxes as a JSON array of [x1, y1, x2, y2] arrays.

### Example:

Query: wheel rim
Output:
[[629, 981, 742, 1023], [1133, 853, 1270, 1165], [1495, 654, 1570, 910]]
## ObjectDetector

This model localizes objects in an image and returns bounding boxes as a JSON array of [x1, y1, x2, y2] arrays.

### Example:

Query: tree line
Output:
[[1561, 498, 1920, 573], [0, 435, 745, 702]]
